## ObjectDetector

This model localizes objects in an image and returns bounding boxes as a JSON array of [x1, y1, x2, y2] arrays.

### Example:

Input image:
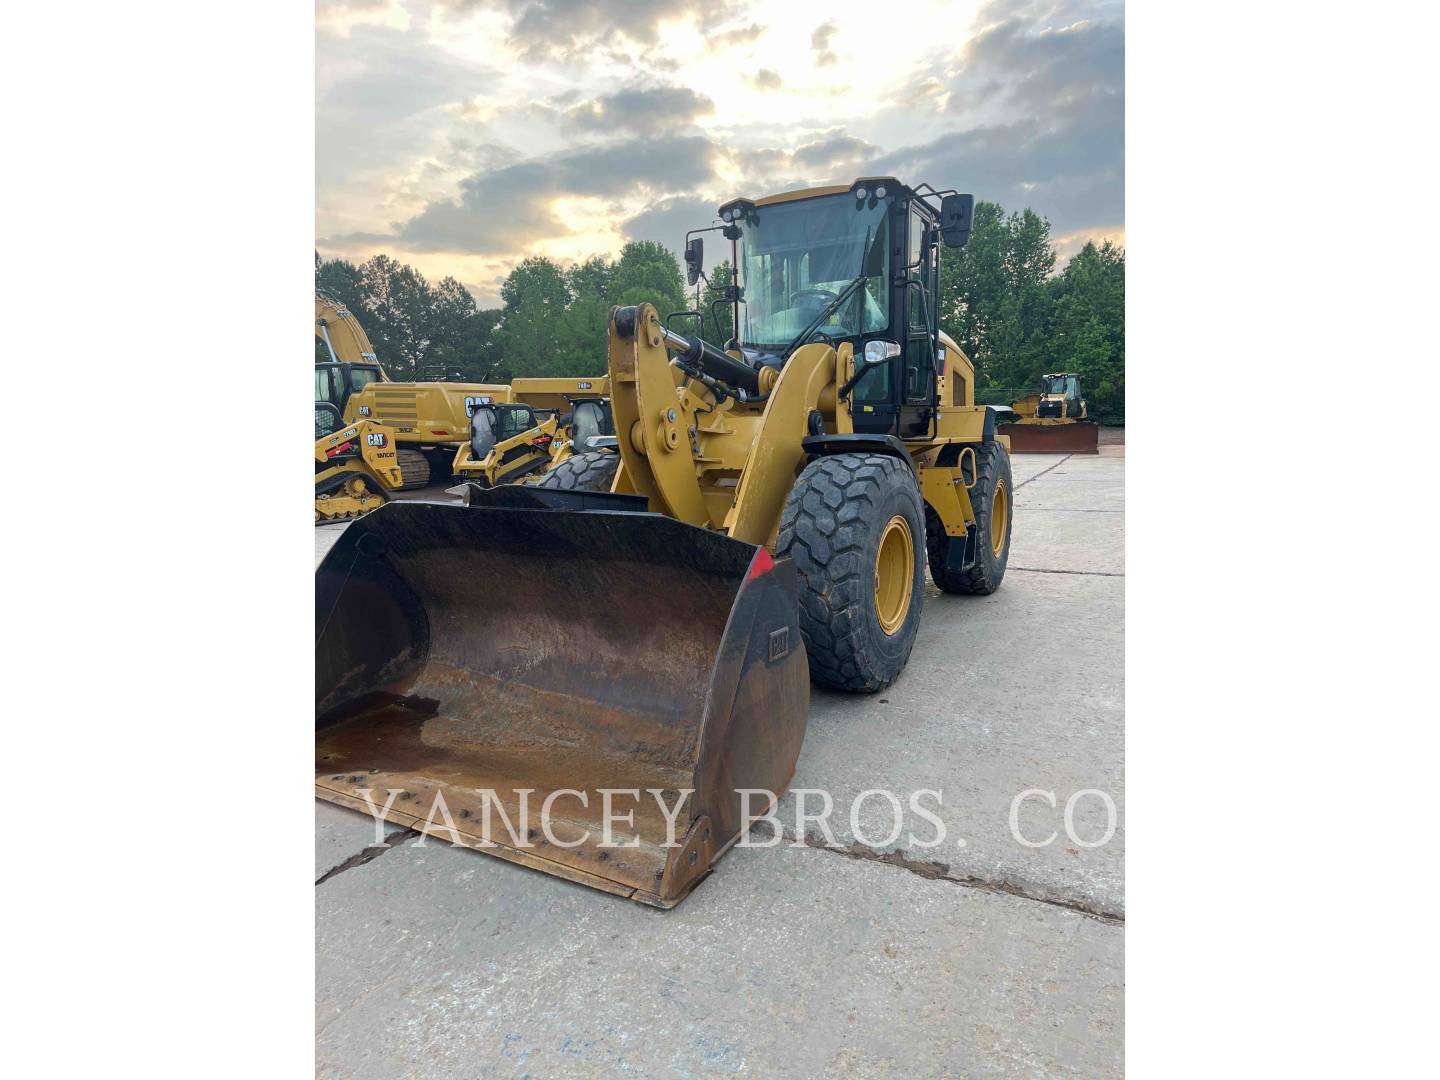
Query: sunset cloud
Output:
[[316, 0, 1124, 305]]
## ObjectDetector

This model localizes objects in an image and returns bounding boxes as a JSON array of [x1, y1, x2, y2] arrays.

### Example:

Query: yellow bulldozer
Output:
[[316, 177, 1011, 907], [315, 291, 509, 488], [997, 372, 1100, 453]]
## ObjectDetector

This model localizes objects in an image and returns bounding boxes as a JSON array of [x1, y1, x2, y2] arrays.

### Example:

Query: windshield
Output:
[[470, 407, 498, 457], [735, 194, 890, 348], [1044, 377, 1074, 397]]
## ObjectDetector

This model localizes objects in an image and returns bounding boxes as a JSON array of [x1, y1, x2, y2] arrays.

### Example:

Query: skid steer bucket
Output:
[[315, 498, 810, 908], [997, 419, 1100, 454]]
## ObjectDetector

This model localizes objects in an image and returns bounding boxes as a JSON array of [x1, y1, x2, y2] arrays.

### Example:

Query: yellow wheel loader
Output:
[[315, 291, 509, 489], [998, 372, 1100, 453], [316, 177, 1011, 907], [314, 404, 405, 523]]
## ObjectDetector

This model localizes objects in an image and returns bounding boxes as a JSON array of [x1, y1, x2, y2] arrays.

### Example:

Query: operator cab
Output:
[[315, 360, 383, 417], [468, 402, 540, 463], [1038, 373, 1082, 418], [711, 178, 973, 439]]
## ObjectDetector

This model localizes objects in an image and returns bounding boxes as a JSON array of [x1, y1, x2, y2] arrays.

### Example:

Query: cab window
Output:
[[907, 209, 936, 333], [851, 360, 892, 405], [349, 367, 381, 393], [497, 407, 536, 439], [315, 367, 341, 405]]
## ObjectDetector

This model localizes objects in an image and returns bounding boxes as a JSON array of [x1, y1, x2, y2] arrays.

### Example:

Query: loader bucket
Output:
[[315, 499, 810, 908], [998, 420, 1100, 454]]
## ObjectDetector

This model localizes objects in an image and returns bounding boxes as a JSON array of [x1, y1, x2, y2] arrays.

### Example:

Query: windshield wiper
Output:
[[781, 224, 874, 360], [781, 275, 868, 358]]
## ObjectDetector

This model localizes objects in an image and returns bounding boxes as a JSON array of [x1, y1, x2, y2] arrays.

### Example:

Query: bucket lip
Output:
[[320, 498, 769, 579]]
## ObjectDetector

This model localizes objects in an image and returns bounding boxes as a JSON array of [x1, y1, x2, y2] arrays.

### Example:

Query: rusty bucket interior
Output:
[[315, 499, 809, 908], [998, 420, 1101, 454]]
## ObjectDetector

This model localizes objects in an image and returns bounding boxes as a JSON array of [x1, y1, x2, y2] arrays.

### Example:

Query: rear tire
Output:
[[537, 450, 619, 492], [395, 448, 431, 490], [778, 453, 925, 693], [926, 441, 1012, 594]]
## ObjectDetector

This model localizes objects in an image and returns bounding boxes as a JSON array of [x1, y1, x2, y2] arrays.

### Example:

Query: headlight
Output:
[[855, 186, 868, 200], [874, 185, 887, 198], [863, 339, 901, 364], [721, 209, 734, 222]]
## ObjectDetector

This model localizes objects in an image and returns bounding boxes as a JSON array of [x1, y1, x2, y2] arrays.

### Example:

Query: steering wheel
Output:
[[788, 287, 839, 308]]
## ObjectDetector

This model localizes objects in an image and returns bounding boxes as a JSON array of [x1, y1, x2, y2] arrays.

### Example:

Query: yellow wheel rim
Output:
[[874, 514, 915, 636], [990, 479, 1010, 556]]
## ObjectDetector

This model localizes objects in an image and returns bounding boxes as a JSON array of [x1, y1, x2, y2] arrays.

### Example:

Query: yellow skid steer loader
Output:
[[446, 395, 615, 490], [316, 178, 1011, 907], [314, 407, 404, 523]]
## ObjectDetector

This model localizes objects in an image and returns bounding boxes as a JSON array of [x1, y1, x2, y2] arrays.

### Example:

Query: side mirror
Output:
[[940, 193, 974, 248], [684, 237, 704, 286]]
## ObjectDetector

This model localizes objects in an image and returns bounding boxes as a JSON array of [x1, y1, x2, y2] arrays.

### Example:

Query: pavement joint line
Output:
[[1013, 507, 1124, 514], [1012, 454, 1074, 490], [315, 828, 415, 886], [752, 822, 1125, 925], [1012, 566, 1124, 578]]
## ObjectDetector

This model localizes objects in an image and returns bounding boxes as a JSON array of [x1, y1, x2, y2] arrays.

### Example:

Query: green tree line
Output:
[[316, 200, 1124, 422], [939, 202, 1125, 424]]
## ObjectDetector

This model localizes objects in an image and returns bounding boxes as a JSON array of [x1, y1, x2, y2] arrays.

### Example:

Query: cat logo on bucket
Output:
[[366, 432, 388, 448]]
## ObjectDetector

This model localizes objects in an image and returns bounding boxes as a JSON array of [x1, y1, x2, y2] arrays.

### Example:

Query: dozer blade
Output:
[[315, 499, 810, 908], [998, 420, 1101, 454]]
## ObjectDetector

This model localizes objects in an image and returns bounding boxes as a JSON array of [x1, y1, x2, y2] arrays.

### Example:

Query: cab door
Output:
[[898, 205, 939, 439]]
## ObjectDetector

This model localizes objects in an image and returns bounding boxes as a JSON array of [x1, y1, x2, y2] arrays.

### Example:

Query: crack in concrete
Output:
[[1012, 455, 1073, 490], [752, 822, 1124, 925], [315, 828, 414, 886], [1011, 567, 1124, 578]]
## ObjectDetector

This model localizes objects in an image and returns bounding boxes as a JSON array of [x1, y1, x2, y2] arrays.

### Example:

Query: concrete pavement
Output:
[[314, 444, 1125, 1077]]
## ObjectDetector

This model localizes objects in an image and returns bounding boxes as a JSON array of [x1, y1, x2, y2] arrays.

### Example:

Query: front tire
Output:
[[778, 453, 925, 693], [537, 450, 619, 492]]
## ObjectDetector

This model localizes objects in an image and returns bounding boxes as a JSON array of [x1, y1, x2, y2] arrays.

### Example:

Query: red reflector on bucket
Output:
[[747, 547, 775, 579], [431, 429, 449, 436]]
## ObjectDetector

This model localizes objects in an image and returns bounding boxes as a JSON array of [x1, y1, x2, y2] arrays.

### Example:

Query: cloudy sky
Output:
[[316, 0, 1123, 306]]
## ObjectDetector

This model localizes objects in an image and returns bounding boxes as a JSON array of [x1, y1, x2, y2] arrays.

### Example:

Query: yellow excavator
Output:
[[998, 372, 1100, 453], [316, 177, 1010, 907], [315, 291, 508, 487]]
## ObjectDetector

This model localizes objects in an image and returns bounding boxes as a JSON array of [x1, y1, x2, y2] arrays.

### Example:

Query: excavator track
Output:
[[395, 448, 431, 490]]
